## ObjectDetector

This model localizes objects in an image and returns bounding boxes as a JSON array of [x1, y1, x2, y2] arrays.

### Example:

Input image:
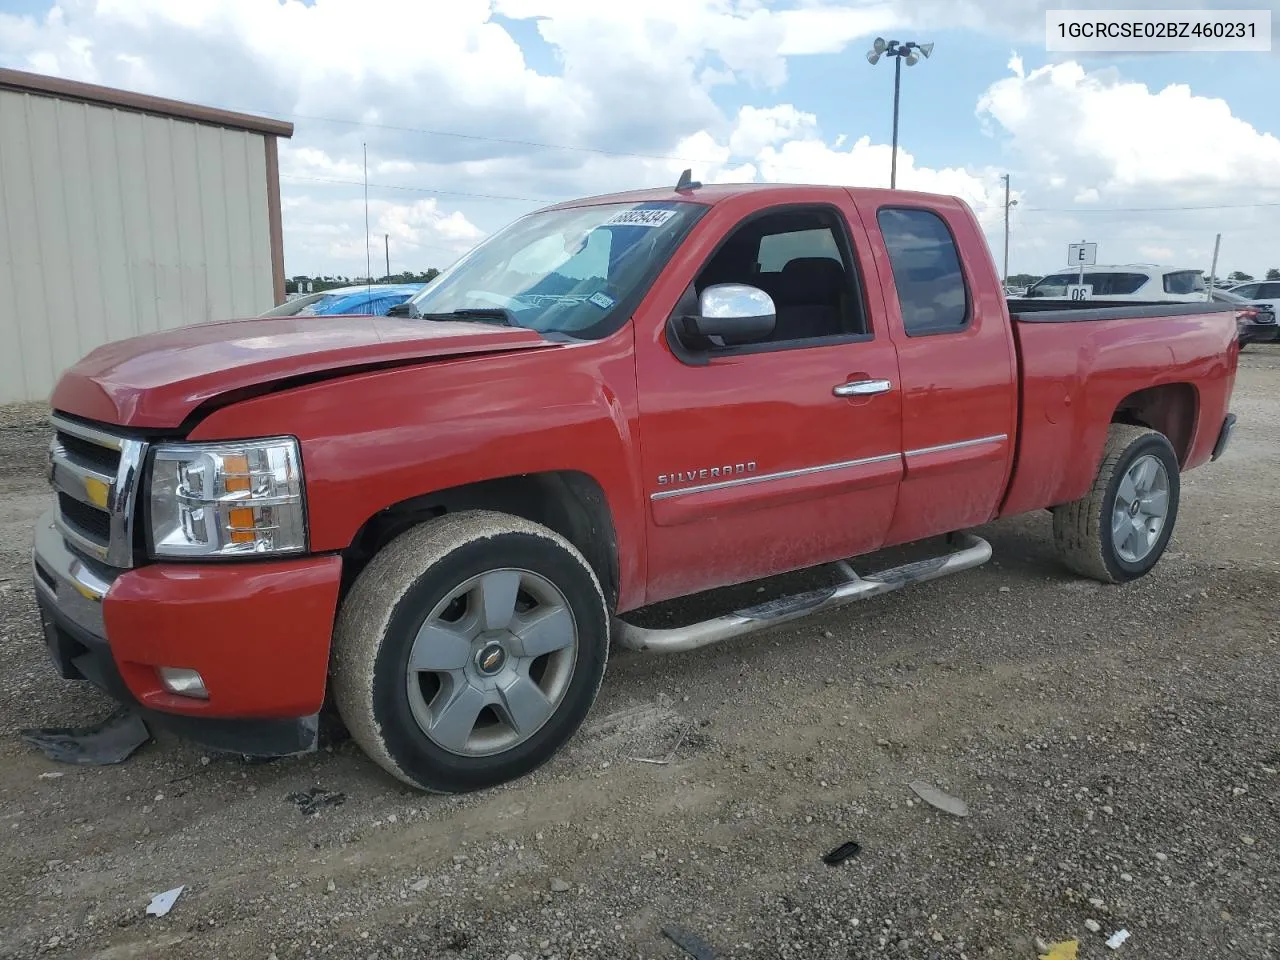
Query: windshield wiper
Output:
[[415, 308, 515, 326]]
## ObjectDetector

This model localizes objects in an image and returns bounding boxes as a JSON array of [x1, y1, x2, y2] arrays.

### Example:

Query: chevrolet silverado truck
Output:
[[33, 176, 1240, 793]]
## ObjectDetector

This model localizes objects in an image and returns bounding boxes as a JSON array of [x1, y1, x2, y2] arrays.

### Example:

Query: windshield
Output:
[[402, 200, 704, 338]]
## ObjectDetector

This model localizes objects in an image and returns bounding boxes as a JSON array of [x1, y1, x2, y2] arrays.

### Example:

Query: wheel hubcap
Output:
[[405, 568, 578, 757], [1111, 454, 1170, 564], [475, 642, 507, 676]]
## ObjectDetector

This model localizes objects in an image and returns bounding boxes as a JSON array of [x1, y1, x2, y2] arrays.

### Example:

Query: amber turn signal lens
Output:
[[227, 506, 256, 543], [223, 453, 251, 493]]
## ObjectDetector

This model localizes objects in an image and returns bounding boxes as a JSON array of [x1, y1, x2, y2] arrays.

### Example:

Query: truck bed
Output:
[[998, 299, 1238, 518]]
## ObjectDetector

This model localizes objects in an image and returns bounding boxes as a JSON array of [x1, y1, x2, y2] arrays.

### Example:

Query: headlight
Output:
[[148, 438, 306, 558]]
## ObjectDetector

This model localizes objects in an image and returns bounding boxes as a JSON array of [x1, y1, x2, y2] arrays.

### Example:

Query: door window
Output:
[[693, 207, 867, 346]]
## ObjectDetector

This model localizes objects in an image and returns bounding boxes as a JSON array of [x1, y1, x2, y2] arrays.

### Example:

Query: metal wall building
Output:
[[0, 69, 294, 404]]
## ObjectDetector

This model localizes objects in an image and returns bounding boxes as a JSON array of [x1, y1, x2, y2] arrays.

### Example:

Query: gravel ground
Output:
[[0, 347, 1277, 960]]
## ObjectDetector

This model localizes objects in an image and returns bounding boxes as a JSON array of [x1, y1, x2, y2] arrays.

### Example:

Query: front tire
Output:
[[1052, 424, 1181, 584], [330, 511, 609, 793]]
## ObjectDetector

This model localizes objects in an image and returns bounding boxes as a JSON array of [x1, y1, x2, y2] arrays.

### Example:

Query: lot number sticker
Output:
[[604, 208, 676, 227], [1067, 284, 1093, 301]]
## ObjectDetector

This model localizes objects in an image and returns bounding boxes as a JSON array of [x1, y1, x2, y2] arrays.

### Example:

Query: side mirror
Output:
[[683, 283, 776, 345], [385, 302, 412, 317]]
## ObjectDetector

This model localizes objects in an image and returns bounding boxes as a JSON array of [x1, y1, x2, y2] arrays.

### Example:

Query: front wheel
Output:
[[329, 511, 609, 793], [1052, 424, 1181, 584]]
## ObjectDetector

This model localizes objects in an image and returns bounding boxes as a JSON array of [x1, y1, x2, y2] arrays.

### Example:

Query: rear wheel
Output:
[[1052, 424, 1180, 584], [330, 511, 609, 793]]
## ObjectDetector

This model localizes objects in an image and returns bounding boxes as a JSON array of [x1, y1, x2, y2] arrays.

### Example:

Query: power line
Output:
[[201, 96, 1280, 215], [1020, 200, 1280, 213], [289, 111, 729, 167], [279, 173, 551, 204], [288, 172, 1280, 217], [145, 88, 732, 166]]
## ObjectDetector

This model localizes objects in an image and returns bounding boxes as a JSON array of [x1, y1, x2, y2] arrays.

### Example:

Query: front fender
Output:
[[187, 334, 647, 609]]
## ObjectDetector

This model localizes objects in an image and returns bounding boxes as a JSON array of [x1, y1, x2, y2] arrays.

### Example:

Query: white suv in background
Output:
[[1023, 264, 1208, 302], [1226, 279, 1280, 314]]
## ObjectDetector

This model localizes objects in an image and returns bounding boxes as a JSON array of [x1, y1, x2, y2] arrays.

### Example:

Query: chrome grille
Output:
[[48, 415, 148, 568]]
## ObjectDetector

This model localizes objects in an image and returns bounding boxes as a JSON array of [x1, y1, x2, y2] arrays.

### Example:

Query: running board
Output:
[[613, 532, 992, 654]]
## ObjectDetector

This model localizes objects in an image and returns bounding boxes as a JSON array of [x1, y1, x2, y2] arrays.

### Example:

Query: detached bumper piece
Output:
[[1211, 413, 1237, 462]]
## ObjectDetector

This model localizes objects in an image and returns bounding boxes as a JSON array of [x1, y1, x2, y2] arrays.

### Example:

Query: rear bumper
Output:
[[31, 509, 343, 756], [1238, 322, 1278, 345]]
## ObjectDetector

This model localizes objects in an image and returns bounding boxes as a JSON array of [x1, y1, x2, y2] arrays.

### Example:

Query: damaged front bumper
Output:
[[31, 509, 339, 758]]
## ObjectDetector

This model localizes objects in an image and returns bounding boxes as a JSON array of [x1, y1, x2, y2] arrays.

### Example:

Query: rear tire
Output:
[[1052, 424, 1180, 584], [330, 510, 609, 793]]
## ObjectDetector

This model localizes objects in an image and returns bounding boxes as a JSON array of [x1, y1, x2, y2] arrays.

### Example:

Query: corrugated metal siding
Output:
[[0, 90, 275, 404]]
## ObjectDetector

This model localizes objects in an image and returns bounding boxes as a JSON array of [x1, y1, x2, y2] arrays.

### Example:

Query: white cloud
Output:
[[774, 3, 899, 56], [979, 60, 1280, 193], [978, 57, 1280, 274], [727, 104, 819, 157]]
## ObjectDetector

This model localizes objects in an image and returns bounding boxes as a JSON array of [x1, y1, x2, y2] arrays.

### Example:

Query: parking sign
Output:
[[1068, 242, 1097, 267]]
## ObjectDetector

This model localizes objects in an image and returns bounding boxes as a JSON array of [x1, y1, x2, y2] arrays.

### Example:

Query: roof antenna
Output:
[[675, 168, 701, 193]]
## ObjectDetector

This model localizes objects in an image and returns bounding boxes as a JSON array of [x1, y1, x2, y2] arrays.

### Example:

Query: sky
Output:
[[1, 0, 1279, 280]]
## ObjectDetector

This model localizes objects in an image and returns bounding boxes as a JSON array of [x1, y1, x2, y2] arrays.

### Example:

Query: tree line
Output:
[[1225, 269, 1280, 282]]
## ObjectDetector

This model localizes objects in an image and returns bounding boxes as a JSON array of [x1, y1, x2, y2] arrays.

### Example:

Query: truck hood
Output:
[[50, 314, 555, 429]]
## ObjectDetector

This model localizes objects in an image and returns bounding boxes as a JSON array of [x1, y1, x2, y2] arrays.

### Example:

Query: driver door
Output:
[[633, 193, 904, 605]]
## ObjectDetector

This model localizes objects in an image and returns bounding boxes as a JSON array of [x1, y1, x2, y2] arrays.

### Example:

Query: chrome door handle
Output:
[[833, 378, 892, 397]]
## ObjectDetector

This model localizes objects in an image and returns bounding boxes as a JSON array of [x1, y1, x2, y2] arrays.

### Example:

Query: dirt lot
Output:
[[1, 348, 1277, 960]]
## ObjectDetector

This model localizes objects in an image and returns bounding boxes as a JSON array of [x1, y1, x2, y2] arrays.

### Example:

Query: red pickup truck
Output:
[[34, 178, 1239, 792]]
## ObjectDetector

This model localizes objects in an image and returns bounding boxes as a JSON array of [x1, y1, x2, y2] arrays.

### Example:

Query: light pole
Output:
[[867, 38, 934, 189], [1001, 174, 1018, 286]]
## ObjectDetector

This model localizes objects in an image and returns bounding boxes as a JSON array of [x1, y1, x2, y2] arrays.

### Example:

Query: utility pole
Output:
[[1000, 174, 1018, 287], [1208, 233, 1221, 300], [384, 234, 390, 280], [362, 142, 370, 289], [1002, 174, 1011, 286]]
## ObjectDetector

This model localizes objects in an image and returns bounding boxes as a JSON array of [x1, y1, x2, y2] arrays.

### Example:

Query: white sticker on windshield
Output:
[[589, 291, 616, 310], [603, 208, 676, 227]]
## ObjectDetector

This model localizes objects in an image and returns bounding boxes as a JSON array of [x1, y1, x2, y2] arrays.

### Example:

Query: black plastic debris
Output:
[[822, 840, 863, 865], [287, 787, 347, 815], [19, 707, 151, 766], [661, 924, 718, 960]]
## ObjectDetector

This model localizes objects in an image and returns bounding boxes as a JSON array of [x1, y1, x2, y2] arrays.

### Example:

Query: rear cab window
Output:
[[756, 228, 843, 272], [1163, 271, 1206, 295], [876, 207, 969, 336]]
